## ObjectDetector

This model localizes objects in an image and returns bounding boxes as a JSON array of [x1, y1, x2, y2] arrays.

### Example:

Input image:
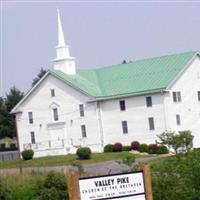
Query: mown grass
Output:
[[0, 152, 150, 169]]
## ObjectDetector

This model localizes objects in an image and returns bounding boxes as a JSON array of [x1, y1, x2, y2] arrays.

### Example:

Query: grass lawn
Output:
[[141, 154, 173, 166], [0, 152, 150, 169]]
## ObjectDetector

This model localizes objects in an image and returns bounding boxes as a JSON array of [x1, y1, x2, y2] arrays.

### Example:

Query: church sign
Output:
[[79, 171, 145, 200], [66, 165, 153, 200]]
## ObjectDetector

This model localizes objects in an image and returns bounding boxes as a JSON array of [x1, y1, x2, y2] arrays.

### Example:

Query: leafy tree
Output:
[[157, 130, 193, 154], [32, 68, 47, 87], [178, 130, 193, 152], [0, 87, 24, 139]]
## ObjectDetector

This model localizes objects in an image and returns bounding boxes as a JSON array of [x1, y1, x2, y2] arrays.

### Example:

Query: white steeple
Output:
[[53, 9, 76, 75]]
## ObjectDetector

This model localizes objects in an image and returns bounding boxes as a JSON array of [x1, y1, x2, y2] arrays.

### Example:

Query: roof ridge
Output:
[[94, 51, 197, 71], [77, 51, 198, 72]]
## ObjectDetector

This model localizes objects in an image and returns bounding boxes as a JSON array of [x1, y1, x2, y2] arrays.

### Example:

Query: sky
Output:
[[1, 0, 200, 97]]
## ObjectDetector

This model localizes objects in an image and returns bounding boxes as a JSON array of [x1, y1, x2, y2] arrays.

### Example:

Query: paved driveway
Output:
[[0, 155, 164, 175]]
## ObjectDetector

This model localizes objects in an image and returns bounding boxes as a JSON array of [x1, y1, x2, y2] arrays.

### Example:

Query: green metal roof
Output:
[[51, 51, 198, 100]]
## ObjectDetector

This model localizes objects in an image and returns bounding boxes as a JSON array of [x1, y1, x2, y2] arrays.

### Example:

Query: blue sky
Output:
[[1, 1, 200, 96]]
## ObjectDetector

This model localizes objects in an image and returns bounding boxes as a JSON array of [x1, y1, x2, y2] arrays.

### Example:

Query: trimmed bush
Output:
[[131, 141, 140, 151], [156, 145, 169, 154], [21, 149, 34, 160], [148, 144, 158, 154], [139, 144, 149, 153], [122, 145, 131, 151], [76, 147, 91, 160], [104, 144, 114, 153], [113, 143, 123, 152]]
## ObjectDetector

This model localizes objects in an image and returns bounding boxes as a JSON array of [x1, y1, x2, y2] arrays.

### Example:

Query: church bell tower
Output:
[[53, 9, 76, 75]]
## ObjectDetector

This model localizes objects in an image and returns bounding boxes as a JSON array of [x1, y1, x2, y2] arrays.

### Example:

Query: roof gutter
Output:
[[88, 88, 166, 102]]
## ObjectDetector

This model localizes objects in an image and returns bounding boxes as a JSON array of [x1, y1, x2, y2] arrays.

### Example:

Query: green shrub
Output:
[[131, 141, 140, 150], [122, 145, 131, 151], [113, 143, 123, 152], [21, 149, 34, 160], [148, 144, 158, 154], [104, 144, 114, 152], [139, 144, 148, 153], [76, 147, 91, 160], [36, 172, 68, 200], [156, 145, 169, 154], [122, 154, 135, 166]]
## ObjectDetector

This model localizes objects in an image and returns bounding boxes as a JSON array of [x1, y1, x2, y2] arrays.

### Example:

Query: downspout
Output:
[[162, 90, 167, 130], [97, 101, 104, 151]]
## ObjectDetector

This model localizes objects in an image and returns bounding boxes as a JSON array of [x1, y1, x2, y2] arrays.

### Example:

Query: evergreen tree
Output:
[[32, 68, 47, 87], [5, 87, 24, 112], [0, 87, 24, 139]]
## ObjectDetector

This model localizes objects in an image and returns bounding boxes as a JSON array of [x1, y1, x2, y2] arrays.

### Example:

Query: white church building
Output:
[[11, 11, 200, 157]]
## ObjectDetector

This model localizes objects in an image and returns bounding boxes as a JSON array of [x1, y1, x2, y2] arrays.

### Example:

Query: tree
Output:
[[122, 60, 127, 64], [5, 87, 24, 136], [0, 87, 24, 139], [157, 130, 193, 154], [0, 97, 10, 139], [5, 87, 24, 112], [32, 68, 47, 87], [178, 130, 193, 152]]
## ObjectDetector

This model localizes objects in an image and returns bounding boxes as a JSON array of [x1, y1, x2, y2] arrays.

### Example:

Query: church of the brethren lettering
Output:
[[79, 171, 145, 200]]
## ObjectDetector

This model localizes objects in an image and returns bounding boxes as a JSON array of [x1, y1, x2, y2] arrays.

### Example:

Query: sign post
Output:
[[143, 165, 153, 200], [66, 170, 80, 200], [67, 165, 153, 200]]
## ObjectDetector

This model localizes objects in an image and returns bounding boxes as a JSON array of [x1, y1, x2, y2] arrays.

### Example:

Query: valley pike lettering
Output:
[[94, 177, 129, 187]]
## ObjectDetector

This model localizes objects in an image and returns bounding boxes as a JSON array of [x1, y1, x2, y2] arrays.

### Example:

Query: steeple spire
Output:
[[53, 9, 76, 75], [57, 9, 65, 47]]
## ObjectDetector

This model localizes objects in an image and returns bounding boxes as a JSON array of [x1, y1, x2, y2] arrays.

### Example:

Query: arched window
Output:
[[49, 102, 60, 122]]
